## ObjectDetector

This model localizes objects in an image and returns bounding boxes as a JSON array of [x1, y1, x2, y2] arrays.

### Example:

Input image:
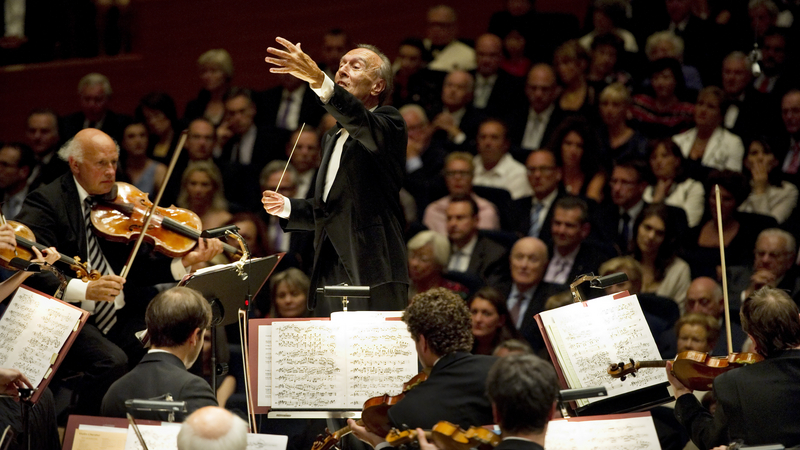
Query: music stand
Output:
[[179, 255, 282, 392]]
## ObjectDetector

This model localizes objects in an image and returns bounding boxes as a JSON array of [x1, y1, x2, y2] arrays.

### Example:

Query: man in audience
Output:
[[259, 73, 325, 135], [430, 70, 483, 150], [544, 196, 611, 285], [777, 89, 800, 186], [446, 195, 510, 291], [401, 104, 447, 215], [186, 118, 216, 162], [684, 277, 747, 355], [423, 152, 500, 233], [728, 229, 800, 308], [721, 52, 777, 143], [509, 64, 565, 153], [597, 158, 650, 253], [101, 286, 217, 421], [60, 73, 130, 143], [753, 27, 792, 99], [471, 33, 525, 117], [472, 119, 532, 200], [423, 5, 476, 72], [319, 28, 349, 79], [669, 287, 800, 447], [0, 143, 35, 219], [348, 287, 495, 446], [286, 126, 321, 199], [512, 148, 565, 245], [25, 108, 68, 189], [177, 406, 248, 450], [504, 237, 562, 351]]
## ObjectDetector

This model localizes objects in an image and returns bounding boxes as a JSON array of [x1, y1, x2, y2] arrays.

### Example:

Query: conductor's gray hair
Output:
[[357, 43, 393, 106]]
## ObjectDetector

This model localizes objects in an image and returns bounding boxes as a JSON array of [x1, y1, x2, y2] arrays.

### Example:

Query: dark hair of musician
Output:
[[404, 287, 473, 355], [146, 287, 212, 348], [741, 287, 800, 357], [486, 354, 558, 434]]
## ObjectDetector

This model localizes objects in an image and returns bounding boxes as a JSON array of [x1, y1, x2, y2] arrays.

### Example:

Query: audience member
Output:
[[598, 157, 651, 253], [101, 286, 217, 420], [0, 143, 35, 219], [669, 287, 800, 447], [579, 0, 639, 53], [643, 138, 705, 227], [511, 149, 565, 244], [753, 27, 792, 98], [259, 73, 325, 134], [672, 86, 745, 179], [135, 92, 183, 166], [318, 29, 349, 79], [119, 121, 166, 196], [60, 73, 130, 143], [492, 339, 533, 357], [401, 104, 446, 215], [407, 230, 469, 301], [587, 35, 634, 99], [471, 33, 526, 117], [177, 160, 233, 230], [631, 57, 695, 139], [631, 204, 691, 312], [599, 84, 648, 163], [177, 406, 248, 450], [423, 5, 476, 72], [184, 49, 234, 126], [445, 195, 510, 291], [473, 119, 532, 200], [286, 127, 321, 199], [269, 268, 311, 318], [25, 108, 68, 189], [546, 116, 606, 202], [675, 312, 721, 354], [684, 277, 747, 355], [643, 31, 702, 92], [391, 38, 445, 110], [739, 138, 798, 224], [544, 196, 612, 285], [661, 0, 722, 84], [226, 211, 270, 258], [721, 51, 778, 143], [553, 40, 596, 116], [430, 70, 483, 149], [776, 89, 800, 186], [500, 29, 532, 78], [509, 64, 565, 152], [727, 228, 800, 308], [469, 287, 520, 356]]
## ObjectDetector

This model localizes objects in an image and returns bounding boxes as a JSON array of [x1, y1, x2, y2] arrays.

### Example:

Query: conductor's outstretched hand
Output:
[[265, 37, 326, 89]]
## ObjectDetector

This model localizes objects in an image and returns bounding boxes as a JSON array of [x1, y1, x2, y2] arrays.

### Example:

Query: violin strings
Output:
[[275, 123, 306, 195]]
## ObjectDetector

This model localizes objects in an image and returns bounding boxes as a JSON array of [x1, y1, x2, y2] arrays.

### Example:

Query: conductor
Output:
[[262, 37, 409, 316]]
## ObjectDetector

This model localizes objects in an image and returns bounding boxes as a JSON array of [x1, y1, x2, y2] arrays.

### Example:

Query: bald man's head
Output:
[[178, 406, 248, 450], [686, 277, 723, 318]]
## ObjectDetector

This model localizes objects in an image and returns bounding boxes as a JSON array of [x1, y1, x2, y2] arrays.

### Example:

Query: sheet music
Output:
[[344, 321, 418, 408], [271, 322, 347, 409], [539, 294, 668, 407], [247, 433, 289, 450], [0, 287, 83, 386], [257, 325, 273, 407], [72, 428, 127, 450], [124, 424, 181, 450], [544, 415, 661, 450]]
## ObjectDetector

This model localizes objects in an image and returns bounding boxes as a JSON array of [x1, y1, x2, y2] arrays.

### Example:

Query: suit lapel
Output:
[[63, 176, 89, 259]]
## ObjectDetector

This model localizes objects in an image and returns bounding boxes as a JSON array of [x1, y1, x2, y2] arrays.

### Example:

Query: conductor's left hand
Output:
[[182, 238, 224, 268], [265, 37, 326, 89]]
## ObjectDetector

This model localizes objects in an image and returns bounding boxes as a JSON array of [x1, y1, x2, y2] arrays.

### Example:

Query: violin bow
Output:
[[715, 185, 734, 355], [119, 131, 188, 279], [275, 123, 305, 194]]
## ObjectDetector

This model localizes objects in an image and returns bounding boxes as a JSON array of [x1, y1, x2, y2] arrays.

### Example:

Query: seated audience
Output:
[[684, 277, 747, 356], [672, 86, 745, 179], [25, 108, 68, 189], [739, 138, 798, 224], [430, 70, 483, 149], [269, 268, 311, 319], [392, 38, 444, 110], [60, 73, 130, 144], [469, 287, 520, 356], [674, 312, 721, 354], [727, 229, 800, 308], [553, 40, 596, 116], [400, 104, 447, 215], [499, 28, 532, 78], [184, 49, 234, 126], [285, 127, 321, 199], [631, 58, 695, 139], [0, 143, 36, 219], [579, 0, 639, 53], [511, 148, 565, 244], [119, 121, 166, 196], [597, 83, 647, 162], [471, 33, 526, 117], [422, 5, 476, 72], [643, 138, 705, 227], [473, 119, 532, 200], [101, 287, 218, 420], [177, 160, 233, 230], [586, 33, 633, 95], [407, 230, 469, 301], [177, 406, 248, 450], [508, 64, 565, 152], [492, 339, 533, 357], [135, 92, 182, 165], [546, 116, 605, 202], [643, 31, 702, 92]]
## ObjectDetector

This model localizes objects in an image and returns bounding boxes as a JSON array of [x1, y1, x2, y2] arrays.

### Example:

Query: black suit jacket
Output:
[[473, 69, 527, 118], [511, 190, 569, 246], [502, 282, 566, 351], [388, 352, 495, 430], [284, 85, 409, 312], [563, 242, 615, 284], [101, 352, 217, 421], [256, 85, 326, 132], [674, 349, 800, 448], [506, 105, 568, 152], [466, 235, 511, 291], [60, 110, 132, 144]]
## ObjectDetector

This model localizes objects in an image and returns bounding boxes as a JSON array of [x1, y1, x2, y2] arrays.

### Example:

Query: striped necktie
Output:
[[84, 197, 116, 334]]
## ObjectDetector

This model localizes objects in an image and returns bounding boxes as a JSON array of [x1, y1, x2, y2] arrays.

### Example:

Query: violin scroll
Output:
[[69, 256, 102, 282], [607, 358, 638, 381]]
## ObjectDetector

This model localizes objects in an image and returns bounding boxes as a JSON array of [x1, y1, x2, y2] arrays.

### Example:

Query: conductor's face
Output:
[[335, 48, 383, 105]]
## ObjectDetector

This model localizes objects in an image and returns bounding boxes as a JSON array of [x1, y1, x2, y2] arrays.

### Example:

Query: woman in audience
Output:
[[546, 116, 606, 202], [469, 287, 520, 356], [675, 313, 720, 354], [176, 160, 232, 230], [631, 204, 691, 312], [739, 138, 798, 224], [579, 0, 638, 53], [643, 31, 702, 92], [553, 40, 595, 115], [631, 58, 695, 139], [643, 138, 705, 227], [586, 33, 632, 94], [225, 212, 271, 258], [135, 92, 182, 164], [672, 86, 745, 179], [118, 121, 166, 197], [597, 83, 647, 161], [499, 28, 531, 77], [184, 49, 234, 126], [407, 230, 468, 301], [269, 268, 310, 318]]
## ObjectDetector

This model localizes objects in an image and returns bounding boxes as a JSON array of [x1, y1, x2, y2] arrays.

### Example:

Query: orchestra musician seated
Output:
[[668, 287, 800, 448], [348, 287, 495, 447], [101, 286, 218, 421]]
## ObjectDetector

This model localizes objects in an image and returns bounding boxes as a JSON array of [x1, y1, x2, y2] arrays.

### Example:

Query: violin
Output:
[[0, 218, 100, 282], [386, 422, 500, 450], [311, 370, 430, 450], [608, 350, 764, 391], [90, 182, 241, 258]]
